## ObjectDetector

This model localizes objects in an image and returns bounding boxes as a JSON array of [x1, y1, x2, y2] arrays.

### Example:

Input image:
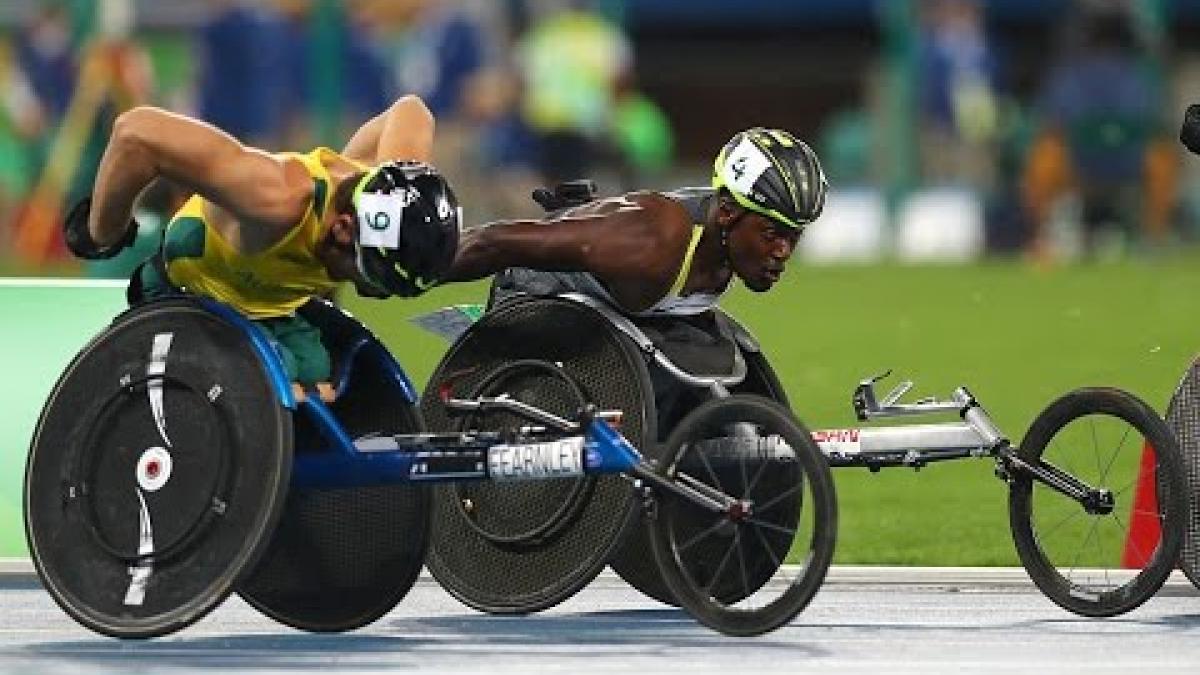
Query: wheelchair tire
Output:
[[422, 295, 653, 614], [1164, 357, 1200, 590], [611, 323, 791, 607], [1009, 387, 1187, 616], [24, 298, 292, 638], [238, 299, 431, 632], [649, 395, 837, 636]]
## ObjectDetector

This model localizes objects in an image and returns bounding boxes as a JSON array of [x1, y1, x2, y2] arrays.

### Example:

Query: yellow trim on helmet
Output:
[[711, 132, 809, 230]]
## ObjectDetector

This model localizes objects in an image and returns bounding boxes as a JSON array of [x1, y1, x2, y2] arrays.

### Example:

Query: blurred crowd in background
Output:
[[0, 0, 1197, 275]]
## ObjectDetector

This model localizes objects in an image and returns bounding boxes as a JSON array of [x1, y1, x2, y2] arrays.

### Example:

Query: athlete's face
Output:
[[319, 212, 389, 297], [727, 213, 800, 292]]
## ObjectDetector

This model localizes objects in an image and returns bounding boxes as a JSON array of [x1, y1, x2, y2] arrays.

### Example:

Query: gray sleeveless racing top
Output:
[[490, 188, 729, 316]]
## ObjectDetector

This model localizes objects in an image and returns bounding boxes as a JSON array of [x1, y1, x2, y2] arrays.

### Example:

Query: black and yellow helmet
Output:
[[711, 128, 828, 230]]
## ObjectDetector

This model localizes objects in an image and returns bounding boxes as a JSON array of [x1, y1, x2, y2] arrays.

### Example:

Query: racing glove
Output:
[[62, 196, 140, 260]]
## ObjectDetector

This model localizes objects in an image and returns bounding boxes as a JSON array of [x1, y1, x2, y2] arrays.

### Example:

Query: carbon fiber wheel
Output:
[[422, 296, 653, 614], [1009, 388, 1187, 616], [611, 322, 792, 607], [1164, 358, 1200, 589], [24, 298, 291, 638], [650, 395, 837, 636], [239, 299, 430, 632]]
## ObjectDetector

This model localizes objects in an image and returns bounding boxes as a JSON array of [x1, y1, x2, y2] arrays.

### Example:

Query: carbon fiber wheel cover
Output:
[[1165, 357, 1200, 589], [24, 299, 292, 638], [611, 321, 791, 606], [239, 300, 430, 632], [421, 296, 653, 613]]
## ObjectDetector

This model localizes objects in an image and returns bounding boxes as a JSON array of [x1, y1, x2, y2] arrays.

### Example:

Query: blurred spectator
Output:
[[390, 0, 494, 213], [195, 1, 289, 146], [339, 4, 394, 126], [915, 0, 1001, 192], [6, 1, 77, 207], [15, 2, 77, 123], [463, 64, 543, 219], [274, 0, 394, 148], [610, 74, 674, 188], [1022, 2, 1177, 259], [0, 40, 45, 226], [516, 1, 633, 183], [4, 1, 155, 265], [392, 0, 489, 118]]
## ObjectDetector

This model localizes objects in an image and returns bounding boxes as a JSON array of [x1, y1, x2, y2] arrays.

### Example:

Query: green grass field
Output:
[[2, 252, 1195, 564], [342, 252, 1199, 566]]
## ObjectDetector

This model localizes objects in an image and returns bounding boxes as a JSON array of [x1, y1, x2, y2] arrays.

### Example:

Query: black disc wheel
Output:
[[238, 299, 431, 633], [1008, 387, 1187, 617], [1164, 357, 1200, 590], [451, 360, 597, 551], [421, 296, 649, 615], [24, 299, 292, 638], [649, 395, 837, 636]]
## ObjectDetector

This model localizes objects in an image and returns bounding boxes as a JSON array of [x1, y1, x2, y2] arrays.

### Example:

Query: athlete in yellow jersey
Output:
[[63, 95, 461, 401]]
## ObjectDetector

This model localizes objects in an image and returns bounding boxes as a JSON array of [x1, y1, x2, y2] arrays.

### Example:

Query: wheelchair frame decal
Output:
[[811, 428, 862, 456], [487, 436, 586, 481]]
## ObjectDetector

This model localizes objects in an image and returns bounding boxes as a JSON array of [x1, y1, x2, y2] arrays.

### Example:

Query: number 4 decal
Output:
[[723, 138, 770, 193]]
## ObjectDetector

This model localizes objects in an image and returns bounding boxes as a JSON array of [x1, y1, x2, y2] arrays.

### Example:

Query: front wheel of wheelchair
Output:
[[648, 395, 837, 636], [1008, 388, 1187, 617]]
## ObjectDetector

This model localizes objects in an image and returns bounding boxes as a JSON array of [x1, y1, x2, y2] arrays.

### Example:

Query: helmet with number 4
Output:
[[351, 160, 461, 298], [711, 128, 828, 230]]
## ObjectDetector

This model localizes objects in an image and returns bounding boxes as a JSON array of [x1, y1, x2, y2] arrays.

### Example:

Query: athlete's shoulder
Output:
[[623, 190, 690, 217]]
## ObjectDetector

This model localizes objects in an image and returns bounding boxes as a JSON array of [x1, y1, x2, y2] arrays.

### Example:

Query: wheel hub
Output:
[[1082, 488, 1115, 515]]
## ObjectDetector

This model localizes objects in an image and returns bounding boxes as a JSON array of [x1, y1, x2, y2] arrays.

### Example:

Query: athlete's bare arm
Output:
[[88, 106, 311, 248], [445, 192, 694, 312], [341, 95, 435, 165]]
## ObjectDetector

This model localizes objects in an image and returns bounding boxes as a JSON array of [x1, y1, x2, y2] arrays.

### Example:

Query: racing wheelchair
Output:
[[23, 295, 837, 639], [422, 290, 1189, 620]]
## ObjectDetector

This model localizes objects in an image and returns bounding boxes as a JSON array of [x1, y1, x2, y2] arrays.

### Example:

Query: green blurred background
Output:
[[6, 254, 1192, 562]]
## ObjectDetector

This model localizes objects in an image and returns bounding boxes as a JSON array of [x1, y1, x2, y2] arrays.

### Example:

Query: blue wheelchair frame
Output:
[[200, 297, 696, 508]]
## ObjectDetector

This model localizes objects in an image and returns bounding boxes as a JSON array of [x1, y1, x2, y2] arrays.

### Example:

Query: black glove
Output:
[[531, 179, 598, 212], [62, 196, 139, 260]]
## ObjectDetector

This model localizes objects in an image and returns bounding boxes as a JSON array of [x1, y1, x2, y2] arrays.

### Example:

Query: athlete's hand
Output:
[[531, 179, 598, 212], [62, 196, 140, 260]]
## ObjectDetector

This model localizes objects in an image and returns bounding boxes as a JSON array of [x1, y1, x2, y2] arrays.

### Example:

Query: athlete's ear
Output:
[[715, 192, 742, 227], [331, 213, 356, 246]]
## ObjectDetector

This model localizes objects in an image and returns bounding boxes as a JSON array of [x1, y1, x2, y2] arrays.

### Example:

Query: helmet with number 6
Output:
[[351, 161, 461, 298], [711, 128, 828, 230]]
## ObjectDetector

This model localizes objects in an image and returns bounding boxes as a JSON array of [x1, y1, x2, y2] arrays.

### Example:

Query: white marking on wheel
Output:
[[136, 447, 172, 492], [147, 332, 174, 448], [123, 490, 154, 606]]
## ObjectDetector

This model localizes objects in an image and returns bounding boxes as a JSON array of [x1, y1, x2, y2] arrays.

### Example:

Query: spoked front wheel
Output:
[[1008, 387, 1187, 617], [648, 395, 837, 636]]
